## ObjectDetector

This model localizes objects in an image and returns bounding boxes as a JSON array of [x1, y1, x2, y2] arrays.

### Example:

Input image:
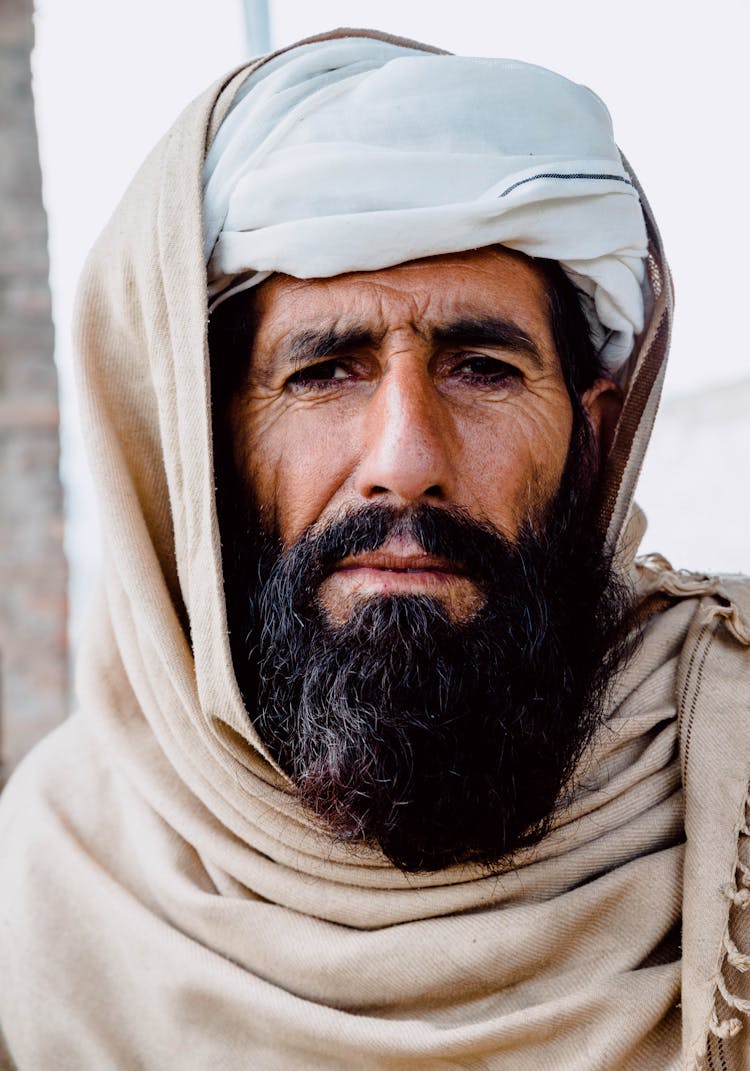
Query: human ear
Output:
[[580, 378, 623, 461]]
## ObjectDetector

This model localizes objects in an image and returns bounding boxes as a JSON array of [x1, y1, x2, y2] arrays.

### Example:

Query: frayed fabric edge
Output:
[[688, 794, 750, 1069], [680, 582, 750, 1071]]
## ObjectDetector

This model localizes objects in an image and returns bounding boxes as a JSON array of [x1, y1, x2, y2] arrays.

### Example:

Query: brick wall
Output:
[[0, 0, 68, 785]]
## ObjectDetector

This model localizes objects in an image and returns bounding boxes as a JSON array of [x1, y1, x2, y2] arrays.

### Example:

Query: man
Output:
[[1, 28, 749, 1071]]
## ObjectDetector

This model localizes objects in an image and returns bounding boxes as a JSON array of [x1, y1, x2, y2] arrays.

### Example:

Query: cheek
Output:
[[244, 404, 360, 543], [458, 395, 573, 528]]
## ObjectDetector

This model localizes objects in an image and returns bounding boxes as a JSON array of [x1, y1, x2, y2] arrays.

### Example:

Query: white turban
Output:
[[203, 36, 649, 374]]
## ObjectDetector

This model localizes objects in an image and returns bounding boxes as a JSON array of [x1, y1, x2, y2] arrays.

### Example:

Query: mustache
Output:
[[271, 503, 523, 593]]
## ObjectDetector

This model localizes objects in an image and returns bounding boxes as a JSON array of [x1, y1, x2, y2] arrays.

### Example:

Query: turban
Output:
[[203, 37, 649, 375]]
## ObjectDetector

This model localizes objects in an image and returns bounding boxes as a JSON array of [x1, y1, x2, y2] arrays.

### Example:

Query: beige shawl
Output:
[[1, 30, 750, 1071]]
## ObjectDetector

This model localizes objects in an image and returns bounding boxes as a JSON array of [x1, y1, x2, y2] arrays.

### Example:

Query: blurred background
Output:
[[1, 0, 748, 781]]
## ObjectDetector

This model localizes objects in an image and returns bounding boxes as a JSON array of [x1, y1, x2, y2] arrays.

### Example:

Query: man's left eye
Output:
[[453, 354, 521, 383]]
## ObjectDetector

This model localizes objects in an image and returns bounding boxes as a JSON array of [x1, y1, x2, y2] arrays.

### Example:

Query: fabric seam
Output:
[[499, 172, 633, 198]]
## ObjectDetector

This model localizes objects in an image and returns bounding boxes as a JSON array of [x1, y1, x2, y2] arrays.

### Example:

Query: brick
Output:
[[0, 0, 68, 782]]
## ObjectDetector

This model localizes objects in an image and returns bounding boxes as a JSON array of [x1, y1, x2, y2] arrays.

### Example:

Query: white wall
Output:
[[638, 380, 750, 573]]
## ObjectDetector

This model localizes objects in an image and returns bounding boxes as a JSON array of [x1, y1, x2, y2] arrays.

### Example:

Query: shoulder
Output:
[[0, 716, 168, 1067], [624, 559, 750, 727], [0, 713, 106, 840], [0, 717, 106, 1060], [0, 713, 142, 938], [0, 716, 116, 949], [634, 555, 750, 644]]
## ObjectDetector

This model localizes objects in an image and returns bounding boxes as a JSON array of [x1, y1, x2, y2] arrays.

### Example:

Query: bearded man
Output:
[[2, 28, 750, 1071]]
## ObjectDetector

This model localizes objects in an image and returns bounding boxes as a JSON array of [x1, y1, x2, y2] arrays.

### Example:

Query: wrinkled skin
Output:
[[228, 247, 620, 626]]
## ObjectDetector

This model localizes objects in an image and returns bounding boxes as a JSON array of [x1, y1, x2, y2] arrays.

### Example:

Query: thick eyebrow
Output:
[[284, 326, 384, 369], [429, 318, 544, 369], [274, 317, 543, 371]]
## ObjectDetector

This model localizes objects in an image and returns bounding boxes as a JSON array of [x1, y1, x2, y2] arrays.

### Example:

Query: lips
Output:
[[317, 532, 481, 625], [334, 538, 463, 577]]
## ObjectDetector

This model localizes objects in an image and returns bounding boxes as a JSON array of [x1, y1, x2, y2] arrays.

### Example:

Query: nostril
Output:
[[365, 482, 445, 502]]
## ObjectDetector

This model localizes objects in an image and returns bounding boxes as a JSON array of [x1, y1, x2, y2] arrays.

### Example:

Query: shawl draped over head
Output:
[[2, 27, 750, 1071]]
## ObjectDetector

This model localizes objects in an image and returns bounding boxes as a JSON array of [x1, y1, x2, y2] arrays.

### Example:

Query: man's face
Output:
[[229, 247, 610, 625], [220, 246, 629, 873]]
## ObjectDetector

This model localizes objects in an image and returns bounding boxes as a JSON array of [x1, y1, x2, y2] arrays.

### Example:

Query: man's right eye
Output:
[[286, 360, 355, 389]]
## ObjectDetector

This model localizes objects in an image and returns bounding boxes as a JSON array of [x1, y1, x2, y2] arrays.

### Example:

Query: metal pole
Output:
[[241, 0, 271, 56]]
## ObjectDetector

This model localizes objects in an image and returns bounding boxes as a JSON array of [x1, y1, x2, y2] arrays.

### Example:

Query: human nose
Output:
[[354, 358, 454, 505]]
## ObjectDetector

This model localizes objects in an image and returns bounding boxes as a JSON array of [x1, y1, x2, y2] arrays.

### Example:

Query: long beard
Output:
[[224, 439, 636, 873]]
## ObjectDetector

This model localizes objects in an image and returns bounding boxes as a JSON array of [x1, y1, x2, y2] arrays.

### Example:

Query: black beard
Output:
[[223, 442, 636, 873]]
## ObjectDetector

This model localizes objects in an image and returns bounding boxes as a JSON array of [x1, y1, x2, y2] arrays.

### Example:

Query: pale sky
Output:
[[31, 0, 750, 640]]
